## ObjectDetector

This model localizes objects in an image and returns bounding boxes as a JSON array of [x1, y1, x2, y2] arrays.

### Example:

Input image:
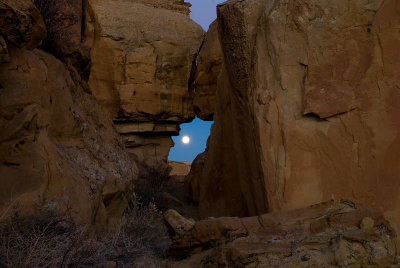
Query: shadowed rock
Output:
[[168, 200, 398, 267]]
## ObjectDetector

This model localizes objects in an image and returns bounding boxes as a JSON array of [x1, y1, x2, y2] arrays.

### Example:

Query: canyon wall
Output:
[[188, 0, 400, 237], [193, 21, 222, 121], [85, 0, 204, 161], [0, 0, 136, 226], [0, 0, 207, 227]]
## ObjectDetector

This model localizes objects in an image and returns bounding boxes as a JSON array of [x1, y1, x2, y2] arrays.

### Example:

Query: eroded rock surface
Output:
[[0, 44, 136, 226], [193, 20, 222, 121], [86, 0, 204, 161], [0, 0, 46, 49], [188, 0, 400, 240], [169, 200, 398, 267]]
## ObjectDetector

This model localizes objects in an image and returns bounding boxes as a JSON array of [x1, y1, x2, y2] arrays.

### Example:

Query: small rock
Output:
[[164, 209, 195, 235], [360, 217, 375, 230]]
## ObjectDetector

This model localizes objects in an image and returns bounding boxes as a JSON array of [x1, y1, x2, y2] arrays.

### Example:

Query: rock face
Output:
[[193, 21, 222, 121], [169, 200, 398, 267], [0, 3, 136, 226], [85, 0, 204, 161], [168, 160, 191, 182], [188, 0, 400, 239], [33, 0, 91, 78], [0, 0, 46, 49]]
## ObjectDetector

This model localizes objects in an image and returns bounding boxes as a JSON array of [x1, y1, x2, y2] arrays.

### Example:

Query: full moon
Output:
[[182, 136, 190, 144]]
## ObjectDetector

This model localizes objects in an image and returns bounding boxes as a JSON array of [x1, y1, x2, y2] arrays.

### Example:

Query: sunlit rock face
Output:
[[85, 0, 204, 161], [188, 0, 400, 239]]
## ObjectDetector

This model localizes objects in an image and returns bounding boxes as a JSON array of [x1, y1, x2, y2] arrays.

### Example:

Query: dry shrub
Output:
[[0, 194, 171, 267], [33, 0, 79, 43], [0, 161, 174, 266], [134, 161, 172, 212], [104, 195, 171, 264], [33, 0, 91, 79], [0, 208, 105, 268]]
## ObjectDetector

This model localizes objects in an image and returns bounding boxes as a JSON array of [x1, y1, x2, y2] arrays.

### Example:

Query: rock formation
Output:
[[85, 0, 204, 161], [188, 0, 400, 241], [0, 0, 46, 50], [0, 1, 136, 226], [169, 160, 191, 182], [169, 200, 398, 267], [193, 20, 222, 121]]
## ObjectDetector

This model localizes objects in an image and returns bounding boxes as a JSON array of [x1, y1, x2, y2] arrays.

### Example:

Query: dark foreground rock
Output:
[[168, 200, 398, 267]]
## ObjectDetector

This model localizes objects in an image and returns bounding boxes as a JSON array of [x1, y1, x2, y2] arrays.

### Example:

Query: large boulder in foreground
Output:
[[169, 200, 398, 267], [188, 0, 400, 240], [85, 0, 204, 161], [0, 45, 136, 226]]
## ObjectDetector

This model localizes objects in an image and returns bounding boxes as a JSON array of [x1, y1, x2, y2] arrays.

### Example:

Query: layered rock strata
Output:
[[188, 0, 400, 239], [85, 0, 204, 161], [169, 200, 398, 267], [0, 3, 136, 226]]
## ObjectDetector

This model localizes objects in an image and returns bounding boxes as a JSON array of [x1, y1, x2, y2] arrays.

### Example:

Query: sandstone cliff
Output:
[[188, 0, 400, 239], [85, 0, 204, 161], [0, 0, 136, 226], [193, 20, 222, 121]]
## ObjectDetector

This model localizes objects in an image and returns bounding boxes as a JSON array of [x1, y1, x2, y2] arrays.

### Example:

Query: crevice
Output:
[[303, 108, 356, 121], [189, 38, 204, 97], [3, 162, 20, 167], [302, 112, 328, 121], [81, 0, 86, 43], [339, 116, 361, 170]]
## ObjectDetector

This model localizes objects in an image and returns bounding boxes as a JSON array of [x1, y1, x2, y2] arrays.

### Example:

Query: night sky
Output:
[[168, 0, 224, 162]]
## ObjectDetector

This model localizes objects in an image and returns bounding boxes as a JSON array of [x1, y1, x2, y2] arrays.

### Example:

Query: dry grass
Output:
[[0, 161, 173, 267], [0, 209, 104, 268], [0, 192, 171, 267]]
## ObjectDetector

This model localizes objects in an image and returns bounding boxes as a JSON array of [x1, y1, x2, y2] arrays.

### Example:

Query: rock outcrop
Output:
[[193, 20, 222, 121], [0, 0, 46, 49], [85, 0, 204, 161], [169, 200, 398, 267], [188, 0, 400, 240], [0, 2, 136, 226], [33, 0, 91, 78], [168, 160, 191, 182]]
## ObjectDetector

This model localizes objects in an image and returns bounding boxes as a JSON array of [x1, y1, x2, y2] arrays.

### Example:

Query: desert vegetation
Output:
[[0, 163, 171, 267]]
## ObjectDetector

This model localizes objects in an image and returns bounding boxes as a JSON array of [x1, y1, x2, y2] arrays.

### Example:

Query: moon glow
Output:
[[182, 136, 190, 144]]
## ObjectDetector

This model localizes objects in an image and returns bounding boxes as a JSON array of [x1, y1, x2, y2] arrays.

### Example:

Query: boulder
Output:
[[188, 0, 400, 242], [0, 0, 46, 49], [85, 0, 204, 161], [0, 45, 136, 227], [169, 200, 398, 267], [164, 209, 195, 235]]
